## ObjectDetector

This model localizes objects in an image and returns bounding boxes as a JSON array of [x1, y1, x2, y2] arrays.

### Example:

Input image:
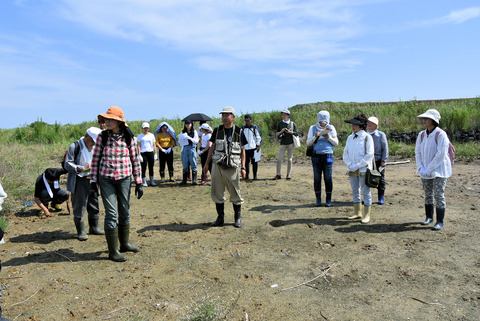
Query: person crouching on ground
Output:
[[34, 168, 70, 217], [415, 109, 452, 230], [366, 116, 389, 205], [343, 114, 375, 223], [204, 106, 246, 228], [90, 106, 143, 262], [65, 127, 104, 241]]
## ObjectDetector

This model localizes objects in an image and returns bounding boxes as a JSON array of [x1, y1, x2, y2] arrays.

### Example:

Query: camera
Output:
[[278, 133, 285, 139]]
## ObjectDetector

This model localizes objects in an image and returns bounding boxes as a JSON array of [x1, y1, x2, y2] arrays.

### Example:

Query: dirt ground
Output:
[[1, 158, 479, 320]]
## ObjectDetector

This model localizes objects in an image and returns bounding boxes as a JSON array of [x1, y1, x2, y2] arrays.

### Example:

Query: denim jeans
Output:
[[181, 145, 197, 173], [99, 176, 131, 229], [349, 174, 372, 206], [311, 154, 333, 195]]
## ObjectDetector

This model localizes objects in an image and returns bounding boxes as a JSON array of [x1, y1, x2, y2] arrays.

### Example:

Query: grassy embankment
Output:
[[0, 98, 479, 215]]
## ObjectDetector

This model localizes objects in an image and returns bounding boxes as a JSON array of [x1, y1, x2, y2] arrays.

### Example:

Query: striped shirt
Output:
[[91, 131, 142, 184]]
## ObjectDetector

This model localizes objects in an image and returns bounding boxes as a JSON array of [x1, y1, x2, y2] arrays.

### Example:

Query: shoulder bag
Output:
[[364, 136, 381, 188]]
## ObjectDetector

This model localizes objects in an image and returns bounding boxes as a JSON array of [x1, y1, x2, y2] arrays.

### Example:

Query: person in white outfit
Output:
[[343, 114, 374, 224], [137, 122, 157, 187], [415, 109, 452, 230]]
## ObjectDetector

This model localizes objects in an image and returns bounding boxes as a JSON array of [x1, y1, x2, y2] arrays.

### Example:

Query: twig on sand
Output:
[[107, 307, 126, 314], [278, 262, 339, 293], [41, 247, 73, 262], [8, 289, 39, 309], [386, 160, 410, 165], [409, 296, 443, 306]]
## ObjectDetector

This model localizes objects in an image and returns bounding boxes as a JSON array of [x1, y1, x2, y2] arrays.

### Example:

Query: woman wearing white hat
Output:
[[137, 122, 157, 187], [366, 116, 389, 205], [273, 109, 298, 180], [415, 109, 452, 230]]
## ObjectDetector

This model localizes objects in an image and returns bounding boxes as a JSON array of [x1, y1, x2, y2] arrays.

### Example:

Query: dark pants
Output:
[[39, 188, 69, 205], [200, 149, 212, 174], [244, 149, 258, 179], [311, 154, 333, 195], [375, 159, 386, 196], [141, 151, 155, 177], [158, 150, 174, 173], [99, 176, 131, 230], [72, 176, 100, 219]]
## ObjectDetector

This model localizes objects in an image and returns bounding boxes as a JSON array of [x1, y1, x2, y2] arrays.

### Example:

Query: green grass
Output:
[[0, 98, 479, 215]]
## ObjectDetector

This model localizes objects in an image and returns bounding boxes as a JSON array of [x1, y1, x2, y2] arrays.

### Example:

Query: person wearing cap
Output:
[[204, 106, 246, 228], [178, 119, 199, 185], [306, 111, 339, 207], [343, 114, 375, 223], [64, 127, 104, 240], [274, 109, 298, 180], [91, 106, 143, 262], [366, 116, 389, 205], [241, 114, 262, 180], [34, 168, 69, 217], [415, 109, 452, 230], [198, 123, 213, 185], [137, 122, 158, 187], [155, 122, 177, 183]]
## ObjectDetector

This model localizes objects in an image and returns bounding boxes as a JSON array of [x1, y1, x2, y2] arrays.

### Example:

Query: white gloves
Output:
[[154, 154, 158, 160], [198, 150, 202, 156], [138, 155, 143, 163], [349, 164, 359, 172], [420, 166, 431, 177], [165, 147, 172, 154]]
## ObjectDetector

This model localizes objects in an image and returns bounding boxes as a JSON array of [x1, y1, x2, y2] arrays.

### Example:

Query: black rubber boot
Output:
[[192, 171, 198, 185], [325, 192, 332, 207], [88, 215, 105, 235], [314, 192, 322, 207], [74, 217, 88, 241], [180, 172, 188, 185], [118, 224, 140, 253], [432, 207, 445, 230], [233, 204, 242, 228], [105, 228, 127, 262], [421, 204, 434, 225], [169, 171, 175, 182], [252, 162, 258, 180], [211, 203, 225, 226]]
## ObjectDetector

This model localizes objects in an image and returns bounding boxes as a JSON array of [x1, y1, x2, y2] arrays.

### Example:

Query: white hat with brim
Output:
[[86, 127, 102, 142], [219, 106, 236, 116], [418, 109, 441, 124], [200, 123, 212, 132], [367, 116, 379, 127], [281, 109, 290, 115], [142, 122, 150, 128]]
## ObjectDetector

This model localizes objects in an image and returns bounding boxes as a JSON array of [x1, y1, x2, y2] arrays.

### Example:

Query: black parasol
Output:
[[182, 113, 212, 122]]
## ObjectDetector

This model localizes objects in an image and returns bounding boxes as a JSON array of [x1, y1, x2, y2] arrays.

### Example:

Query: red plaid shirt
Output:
[[91, 131, 142, 184]]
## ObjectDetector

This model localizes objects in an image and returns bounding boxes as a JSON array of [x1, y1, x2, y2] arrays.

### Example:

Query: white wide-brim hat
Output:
[[418, 109, 441, 124]]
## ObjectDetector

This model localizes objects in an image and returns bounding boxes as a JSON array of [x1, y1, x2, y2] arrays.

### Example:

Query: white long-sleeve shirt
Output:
[[343, 130, 374, 173], [415, 127, 452, 179]]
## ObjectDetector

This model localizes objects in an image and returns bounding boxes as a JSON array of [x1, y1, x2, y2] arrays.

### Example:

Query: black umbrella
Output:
[[182, 113, 212, 122]]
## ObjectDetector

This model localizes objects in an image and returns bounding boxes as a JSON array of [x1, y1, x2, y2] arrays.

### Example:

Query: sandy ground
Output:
[[1, 158, 479, 320]]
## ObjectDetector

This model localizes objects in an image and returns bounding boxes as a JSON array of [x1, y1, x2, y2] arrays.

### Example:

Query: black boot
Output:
[[421, 204, 434, 225], [88, 214, 105, 235], [169, 171, 175, 182], [74, 217, 88, 241], [180, 172, 188, 185], [233, 204, 242, 228], [192, 171, 198, 185], [252, 162, 258, 180], [325, 192, 332, 207], [118, 224, 140, 253], [211, 203, 225, 226], [432, 207, 445, 230], [314, 192, 322, 207], [105, 228, 127, 262]]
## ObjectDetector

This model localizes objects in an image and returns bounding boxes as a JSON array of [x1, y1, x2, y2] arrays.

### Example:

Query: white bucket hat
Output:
[[86, 127, 102, 141], [418, 109, 441, 124], [367, 116, 379, 127], [219, 106, 236, 116], [142, 122, 150, 128], [200, 123, 212, 132]]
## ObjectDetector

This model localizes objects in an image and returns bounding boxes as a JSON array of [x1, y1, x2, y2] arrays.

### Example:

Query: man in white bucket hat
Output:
[[415, 109, 452, 230]]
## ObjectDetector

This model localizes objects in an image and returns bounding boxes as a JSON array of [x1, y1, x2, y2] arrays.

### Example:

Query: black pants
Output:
[[158, 150, 174, 173], [141, 151, 155, 177], [245, 149, 258, 178], [375, 159, 386, 196], [39, 188, 69, 205], [200, 149, 212, 174]]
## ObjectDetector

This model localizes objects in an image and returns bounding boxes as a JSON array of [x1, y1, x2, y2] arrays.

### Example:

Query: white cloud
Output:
[[424, 7, 480, 25], [56, 0, 366, 77]]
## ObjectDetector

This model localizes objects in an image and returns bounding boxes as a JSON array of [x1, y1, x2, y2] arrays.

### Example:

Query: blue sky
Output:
[[1, 0, 479, 129]]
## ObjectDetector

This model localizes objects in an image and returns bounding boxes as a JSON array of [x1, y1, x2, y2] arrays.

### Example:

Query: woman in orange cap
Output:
[[90, 106, 144, 262]]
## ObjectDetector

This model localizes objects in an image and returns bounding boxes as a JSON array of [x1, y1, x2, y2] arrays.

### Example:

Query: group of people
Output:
[[31, 105, 452, 263]]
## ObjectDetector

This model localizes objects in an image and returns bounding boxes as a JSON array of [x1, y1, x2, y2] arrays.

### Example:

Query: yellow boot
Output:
[[348, 203, 362, 220], [361, 205, 371, 224]]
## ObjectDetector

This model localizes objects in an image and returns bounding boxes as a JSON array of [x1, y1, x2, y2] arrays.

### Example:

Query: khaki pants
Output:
[[211, 163, 244, 205], [276, 143, 294, 177]]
